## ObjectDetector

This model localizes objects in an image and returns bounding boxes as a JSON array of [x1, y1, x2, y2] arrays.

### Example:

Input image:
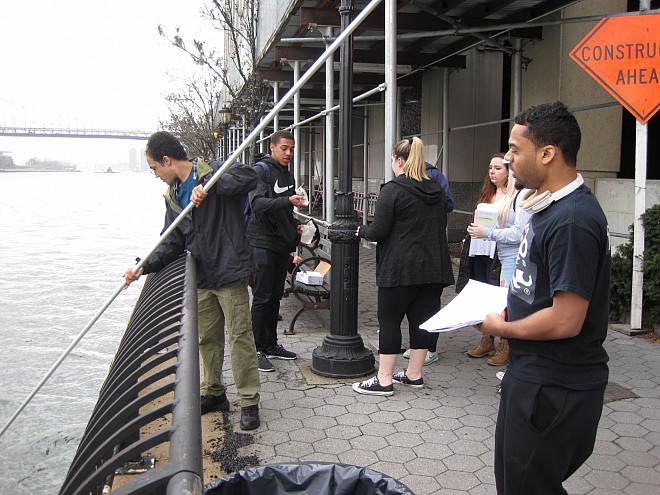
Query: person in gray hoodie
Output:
[[352, 137, 455, 396]]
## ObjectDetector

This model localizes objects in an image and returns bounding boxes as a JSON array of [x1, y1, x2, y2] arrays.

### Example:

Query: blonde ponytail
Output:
[[393, 136, 429, 182]]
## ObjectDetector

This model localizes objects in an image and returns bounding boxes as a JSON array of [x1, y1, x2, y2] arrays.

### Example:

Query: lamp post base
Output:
[[311, 333, 375, 378]]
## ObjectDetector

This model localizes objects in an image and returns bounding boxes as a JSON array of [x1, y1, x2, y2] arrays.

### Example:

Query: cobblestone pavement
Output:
[[219, 245, 660, 494]]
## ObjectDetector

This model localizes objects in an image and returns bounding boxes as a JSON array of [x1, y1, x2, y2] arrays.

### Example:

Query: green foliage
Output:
[[642, 205, 660, 322], [610, 204, 660, 324]]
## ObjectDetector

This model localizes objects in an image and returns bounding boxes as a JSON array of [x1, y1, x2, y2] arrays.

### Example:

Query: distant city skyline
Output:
[[0, 135, 148, 169], [0, 0, 220, 167]]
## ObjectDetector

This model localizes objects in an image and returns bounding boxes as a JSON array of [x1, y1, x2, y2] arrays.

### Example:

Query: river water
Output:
[[0, 171, 166, 494]]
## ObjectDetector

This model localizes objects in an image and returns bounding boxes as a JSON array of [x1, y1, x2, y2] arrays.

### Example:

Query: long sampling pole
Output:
[[0, 0, 384, 440]]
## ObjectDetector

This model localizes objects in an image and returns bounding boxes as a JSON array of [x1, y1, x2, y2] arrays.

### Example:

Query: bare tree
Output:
[[159, 0, 270, 155], [160, 70, 223, 160]]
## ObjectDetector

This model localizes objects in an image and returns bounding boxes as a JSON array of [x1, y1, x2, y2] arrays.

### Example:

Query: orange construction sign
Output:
[[570, 13, 660, 124]]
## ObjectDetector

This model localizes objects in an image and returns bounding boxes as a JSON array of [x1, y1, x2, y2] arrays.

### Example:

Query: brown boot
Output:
[[466, 334, 495, 358], [488, 338, 509, 366]]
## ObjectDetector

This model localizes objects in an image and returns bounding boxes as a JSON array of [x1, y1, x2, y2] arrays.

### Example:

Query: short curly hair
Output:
[[146, 131, 188, 162], [514, 101, 581, 166]]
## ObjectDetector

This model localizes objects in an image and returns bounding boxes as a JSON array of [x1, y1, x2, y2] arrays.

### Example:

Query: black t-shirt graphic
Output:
[[507, 185, 611, 390]]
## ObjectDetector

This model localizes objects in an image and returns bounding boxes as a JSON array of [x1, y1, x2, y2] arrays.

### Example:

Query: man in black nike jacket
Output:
[[247, 130, 307, 372]]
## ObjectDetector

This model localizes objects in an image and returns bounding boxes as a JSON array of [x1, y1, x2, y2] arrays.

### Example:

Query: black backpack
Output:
[[244, 161, 271, 230]]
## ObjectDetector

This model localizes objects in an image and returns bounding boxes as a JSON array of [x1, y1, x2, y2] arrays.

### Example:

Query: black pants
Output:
[[495, 373, 605, 495], [377, 284, 443, 355], [251, 247, 289, 352]]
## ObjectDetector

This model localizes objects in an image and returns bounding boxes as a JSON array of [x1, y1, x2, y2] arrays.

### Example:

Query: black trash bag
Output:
[[204, 462, 415, 495]]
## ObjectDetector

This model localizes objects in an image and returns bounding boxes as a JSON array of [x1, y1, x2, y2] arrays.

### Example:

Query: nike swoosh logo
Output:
[[273, 179, 294, 194]]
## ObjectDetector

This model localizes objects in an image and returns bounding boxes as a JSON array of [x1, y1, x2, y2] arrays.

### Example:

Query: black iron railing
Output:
[[60, 253, 203, 495]]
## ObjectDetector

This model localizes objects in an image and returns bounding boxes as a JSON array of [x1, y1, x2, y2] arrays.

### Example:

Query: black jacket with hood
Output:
[[246, 154, 300, 254], [142, 158, 258, 289], [357, 174, 455, 288]]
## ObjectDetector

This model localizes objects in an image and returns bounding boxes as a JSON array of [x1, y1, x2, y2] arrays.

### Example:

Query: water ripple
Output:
[[0, 171, 165, 493]]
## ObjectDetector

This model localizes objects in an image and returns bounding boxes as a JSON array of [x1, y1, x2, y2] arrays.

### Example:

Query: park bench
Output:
[[283, 217, 331, 335]]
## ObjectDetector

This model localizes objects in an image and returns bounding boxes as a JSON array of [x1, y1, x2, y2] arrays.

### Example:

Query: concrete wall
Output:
[[421, 69, 444, 169], [256, 0, 296, 61], [367, 99, 386, 186], [595, 178, 660, 251], [520, 0, 626, 186], [420, 49, 503, 241]]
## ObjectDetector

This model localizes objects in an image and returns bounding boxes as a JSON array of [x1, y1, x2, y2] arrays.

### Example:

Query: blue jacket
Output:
[[425, 162, 454, 212]]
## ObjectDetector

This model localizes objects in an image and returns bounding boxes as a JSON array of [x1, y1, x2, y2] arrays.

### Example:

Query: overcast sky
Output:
[[0, 0, 219, 166]]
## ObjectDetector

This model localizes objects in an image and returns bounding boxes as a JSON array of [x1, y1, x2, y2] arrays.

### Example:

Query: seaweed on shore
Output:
[[204, 413, 260, 475]]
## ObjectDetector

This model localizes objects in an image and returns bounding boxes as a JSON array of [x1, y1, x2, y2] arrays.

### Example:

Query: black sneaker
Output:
[[352, 376, 394, 396], [392, 371, 424, 388], [240, 404, 260, 430], [257, 352, 275, 372], [264, 343, 297, 360], [201, 393, 230, 415]]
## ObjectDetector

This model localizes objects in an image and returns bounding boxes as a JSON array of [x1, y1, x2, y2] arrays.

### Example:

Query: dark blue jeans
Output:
[[251, 247, 289, 352], [472, 255, 493, 284]]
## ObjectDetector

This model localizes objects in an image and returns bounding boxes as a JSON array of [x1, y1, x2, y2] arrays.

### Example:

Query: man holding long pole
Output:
[[123, 131, 262, 431]]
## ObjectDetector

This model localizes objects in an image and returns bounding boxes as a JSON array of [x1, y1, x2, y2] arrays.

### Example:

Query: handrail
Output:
[[59, 253, 202, 495], [255, 83, 386, 145]]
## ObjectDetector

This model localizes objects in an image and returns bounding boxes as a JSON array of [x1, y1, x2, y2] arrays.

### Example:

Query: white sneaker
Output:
[[403, 349, 438, 365], [424, 352, 439, 365], [496, 370, 506, 381]]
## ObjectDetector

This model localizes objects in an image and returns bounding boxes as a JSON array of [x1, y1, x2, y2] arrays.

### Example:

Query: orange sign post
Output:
[[570, 13, 660, 123]]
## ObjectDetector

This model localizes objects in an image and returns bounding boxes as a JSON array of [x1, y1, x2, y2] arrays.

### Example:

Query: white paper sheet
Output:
[[420, 279, 508, 333]]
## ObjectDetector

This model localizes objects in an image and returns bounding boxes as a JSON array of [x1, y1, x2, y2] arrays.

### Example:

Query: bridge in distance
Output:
[[0, 126, 150, 140]]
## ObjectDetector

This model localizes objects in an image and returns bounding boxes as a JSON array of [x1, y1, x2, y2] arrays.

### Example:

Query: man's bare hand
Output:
[[123, 267, 144, 289], [289, 195, 308, 208], [480, 312, 507, 337], [191, 185, 208, 207]]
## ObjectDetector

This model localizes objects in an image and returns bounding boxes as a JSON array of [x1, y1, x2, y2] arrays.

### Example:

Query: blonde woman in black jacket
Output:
[[352, 137, 455, 396]]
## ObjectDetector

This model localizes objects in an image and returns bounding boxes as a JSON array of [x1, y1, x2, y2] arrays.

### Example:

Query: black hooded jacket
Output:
[[357, 174, 455, 288], [142, 158, 258, 289], [246, 155, 300, 254]]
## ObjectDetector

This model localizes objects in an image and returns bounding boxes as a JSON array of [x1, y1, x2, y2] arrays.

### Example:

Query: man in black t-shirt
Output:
[[480, 102, 611, 495]]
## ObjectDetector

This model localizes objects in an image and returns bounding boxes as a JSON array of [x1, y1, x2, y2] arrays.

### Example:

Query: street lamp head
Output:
[[218, 106, 232, 126]]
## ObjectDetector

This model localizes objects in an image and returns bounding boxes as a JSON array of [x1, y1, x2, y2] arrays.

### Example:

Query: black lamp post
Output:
[[311, 0, 375, 378], [218, 106, 232, 160]]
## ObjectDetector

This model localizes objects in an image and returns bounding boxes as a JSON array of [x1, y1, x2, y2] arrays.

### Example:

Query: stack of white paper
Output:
[[420, 280, 508, 333], [474, 202, 499, 228]]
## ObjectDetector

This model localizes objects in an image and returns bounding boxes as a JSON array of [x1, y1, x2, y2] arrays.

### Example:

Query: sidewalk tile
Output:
[[214, 245, 660, 495]]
